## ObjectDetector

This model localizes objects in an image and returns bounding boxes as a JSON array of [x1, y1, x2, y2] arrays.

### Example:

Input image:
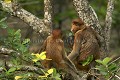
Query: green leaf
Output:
[[96, 65, 106, 71], [22, 39, 30, 45], [82, 55, 93, 66], [19, 44, 27, 53], [96, 65, 108, 76], [54, 76, 61, 80], [47, 68, 61, 80], [100, 71, 108, 76], [14, 29, 21, 38], [0, 17, 7, 23], [53, 68, 57, 76], [108, 63, 117, 72], [0, 22, 8, 28], [95, 60, 103, 64], [7, 28, 15, 36], [7, 67, 16, 73], [96, 57, 112, 66], [103, 57, 112, 66]]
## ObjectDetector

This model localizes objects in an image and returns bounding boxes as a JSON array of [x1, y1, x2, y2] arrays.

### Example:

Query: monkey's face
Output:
[[52, 29, 61, 38], [71, 23, 80, 33], [71, 19, 84, 34]]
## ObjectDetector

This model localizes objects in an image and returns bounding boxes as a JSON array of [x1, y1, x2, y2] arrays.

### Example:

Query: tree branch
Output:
[[104, 0, 115, 54], [44, 0, 52, 28], [0, 0, 52, 34]]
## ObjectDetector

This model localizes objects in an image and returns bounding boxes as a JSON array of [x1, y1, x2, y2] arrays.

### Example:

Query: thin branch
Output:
[[44, 0, 52, 28], [82, 68, 101, 80], [0, 47, 20, 55], [104, 0, 115, 54], [115, 75, 120, 79], [109, 56, 120, 64], [117, 67, 120, 72]]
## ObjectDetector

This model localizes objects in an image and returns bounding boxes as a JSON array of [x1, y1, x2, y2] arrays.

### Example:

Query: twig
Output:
[[117, 67, 120, 72], [115, 75, 120, 79], [109, 56, 120, 64], [88, 73, 101, 80], [82, 68, 101, 80]]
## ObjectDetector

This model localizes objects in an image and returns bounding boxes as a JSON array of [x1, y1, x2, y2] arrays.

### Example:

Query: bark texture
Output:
[[44, 0, 52, 28], [104, 0, 115, 54], [1, 0, 52, 34]]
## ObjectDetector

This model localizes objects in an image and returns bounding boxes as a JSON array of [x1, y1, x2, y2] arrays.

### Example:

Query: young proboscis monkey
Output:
[[39, 26, 80, 80], [68, 18, 101, 79]]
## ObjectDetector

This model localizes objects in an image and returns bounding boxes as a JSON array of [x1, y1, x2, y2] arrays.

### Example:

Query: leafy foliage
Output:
[[95, 57, 118, 79], [0, 20, 61, 80]]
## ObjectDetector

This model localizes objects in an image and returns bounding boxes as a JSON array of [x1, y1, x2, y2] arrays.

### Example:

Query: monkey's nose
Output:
[[71, 29, 76, 33]]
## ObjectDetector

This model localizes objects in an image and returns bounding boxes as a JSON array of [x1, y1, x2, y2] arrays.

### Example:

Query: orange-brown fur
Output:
[[39, 29, 80, 79], [68, 18, 101, 71], [40, 29, 65, 69], [39, 29, 78, 73]]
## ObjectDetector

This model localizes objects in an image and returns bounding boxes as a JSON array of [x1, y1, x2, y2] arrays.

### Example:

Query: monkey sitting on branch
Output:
[[39, 26, 80, 80], [68, 18, 102, 79]]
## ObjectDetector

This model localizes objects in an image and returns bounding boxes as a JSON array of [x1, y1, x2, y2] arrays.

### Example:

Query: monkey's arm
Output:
[[68, 33, 82, 60], [62, 47, 78, 74]]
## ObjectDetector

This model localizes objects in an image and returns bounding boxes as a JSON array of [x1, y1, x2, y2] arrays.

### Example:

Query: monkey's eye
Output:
[[73, 22, 81, 26]]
